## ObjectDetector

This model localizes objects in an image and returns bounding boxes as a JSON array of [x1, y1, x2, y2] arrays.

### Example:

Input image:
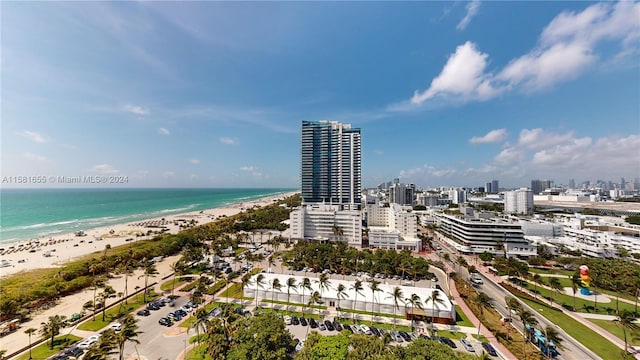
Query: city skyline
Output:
[[2, 2, 639, 189]]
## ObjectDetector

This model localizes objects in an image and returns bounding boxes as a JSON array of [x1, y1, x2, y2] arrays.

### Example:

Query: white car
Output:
[[360, 325, 372, 335], [351, 325, 361, 334], [77, 335, 100, 348], [108, 322, 122, 331], [460, 338, 475, 352], [284, 316, 292, 325]]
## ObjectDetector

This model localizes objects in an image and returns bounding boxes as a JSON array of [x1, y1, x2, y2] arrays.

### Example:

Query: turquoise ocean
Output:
[[0, 188, 294, 245]]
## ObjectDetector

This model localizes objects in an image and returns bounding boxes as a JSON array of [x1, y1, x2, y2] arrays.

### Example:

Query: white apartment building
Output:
[[434, 212, 537, 257], [365, 203, 420, 251], [289, 203, 362, 247], [448, 188, 467, 204], [504, 188, 534, 215]]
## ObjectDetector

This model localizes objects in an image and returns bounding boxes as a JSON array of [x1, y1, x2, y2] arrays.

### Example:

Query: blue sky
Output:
[[2, 1, 639, 189]]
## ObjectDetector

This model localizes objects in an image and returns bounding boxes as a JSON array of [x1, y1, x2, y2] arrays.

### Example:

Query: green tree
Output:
[[544, 326, 562, 359], [479, 251, 494, 262], [116, 314, 141, 360], [300, 277, 312, 317], [571, 273, 581, 310], [189, 308, 209, 345], [84, 329, 118, 360], [254, 274, 265, 309], [518, 309, 538, 359], [336, 283, 348, 312], [405, 293, 423, 332], [350, 280, 364, 321], [227, 312, 292, 360], [617, 310, 639, 355], [474, 292, 492, 337], [40, 315, 66, 349], [170, 261, 184, 296], [532, 273, 544, 299], [98, 286, 116, 322], [295, 332, 349, 360], [426, 290, 446, 336], [271, 278, 282, 305], [386, 286, 404, 329], [549, 277, 563, 305], [205, 318, 230, 359], [24, 328, 37, 360], [368, 279, 381, 322], [308, 291, 324, 324], [140, 259, 158, 304], [286, 277, 297, 314]]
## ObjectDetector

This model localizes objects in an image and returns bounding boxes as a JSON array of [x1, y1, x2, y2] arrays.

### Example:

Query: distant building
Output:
[[301, 120, 361, 205], [289, 203, 362, 246], [366, 202, 420, 251], [531, 179, 553, 195], [435, 212, 537, 257], [504, 188, 534, 215], [448, 188, 467, 204], [485, 182, 492, 193], [492, 180, 499, 193], [389, 183, 415, 206]]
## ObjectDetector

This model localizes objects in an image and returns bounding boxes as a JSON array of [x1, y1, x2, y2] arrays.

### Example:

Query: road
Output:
[[433, 239, 600, 360], [121, 296, 191, 360]]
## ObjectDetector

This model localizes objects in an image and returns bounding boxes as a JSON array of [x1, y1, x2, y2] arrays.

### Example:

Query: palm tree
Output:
[[301, 277, 312, 317], [504, 296, 520, 341], [88, 263, 102, 320], [169, 261, 183, 296], [350, 279, 364, 322], [189, 308, 209, 344], [571, 273, 581, 310], [140, 259, 158, 303], [387, 287, 404, 329], [40, 315, 66, 349], [405, 293, 423, 332], [118, 250, 135, 305], [473, 292, 492, 337], [308, 290, 323, 323], [544, 326, 562, 359], [368, 279, 381, 322], [286, 277, 297, 314], [98, 286, 116, 322], [336, 283, 348, 314], [617, 309, 639, 355], [116, 314, 141, 360], [532, 273, 543, 298], [426, 290, 446, 336], [253, 273, 266, 309], [317, 273, 331, 302], [271, 278, 282, 306], [24, 328, 37, 359], [518, 308, 538, 359], [549, 278, 563, 305], [85, 329, 117, 360]]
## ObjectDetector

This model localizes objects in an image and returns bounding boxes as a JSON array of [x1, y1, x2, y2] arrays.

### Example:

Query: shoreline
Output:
[[0, 191, 297, 278]]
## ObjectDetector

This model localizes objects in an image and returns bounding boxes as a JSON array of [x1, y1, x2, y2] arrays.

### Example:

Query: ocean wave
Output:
[[21, 223, 47, 230]]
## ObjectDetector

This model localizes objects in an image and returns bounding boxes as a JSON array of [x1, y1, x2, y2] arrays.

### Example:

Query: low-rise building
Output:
[[289, 203, 362, 247]]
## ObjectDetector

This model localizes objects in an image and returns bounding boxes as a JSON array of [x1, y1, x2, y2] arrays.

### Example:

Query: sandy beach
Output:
[[0, 191, 297, 278], [0, 191, 296, 357]]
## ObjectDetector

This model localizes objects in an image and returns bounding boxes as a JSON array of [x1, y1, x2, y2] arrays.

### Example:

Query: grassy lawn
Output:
[[16, 335, 82, 360], [185, 343, 214, 360], [160, 278, 189, 292], [219, 282, 253, 300], [528, 268, 575, 277], [78, 291, 160, 331], [515, 293, 623, 360], [455, 305, 474, 327], [522, 280, 637, 314], [472, 334, 489, 342], [588, 318, 640, 346]]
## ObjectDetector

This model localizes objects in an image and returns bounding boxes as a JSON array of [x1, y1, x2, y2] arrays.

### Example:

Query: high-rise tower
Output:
[[301, 120, 361, 205]]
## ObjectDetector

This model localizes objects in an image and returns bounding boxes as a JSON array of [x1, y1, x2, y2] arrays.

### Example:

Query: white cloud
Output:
[[493, 147, 523, 166], [518, 128, 576, 150], [219, 137, 236, 145], [399, 164, 456, 180], [162, 171, 175, 178], [457, 0, 481, 31], [24, 152, 47, 161], [240, 165, 263, 177], [20, 130, 49, 143], [411, 2, 640, 105], [469, 128, 507, 144], [411, 42, 499, 104], [122, 104, 149, 115], [91, 164, 119, 174], [374, 149, 384, 155], [158, 128, 170, 135], [189, 159, 200, 164]]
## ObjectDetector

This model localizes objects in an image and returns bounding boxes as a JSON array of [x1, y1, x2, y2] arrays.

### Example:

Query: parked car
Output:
[[324, 320, 334, 331], [158, 317, 172, 326], [309, 318, 318, 328], [333, 320, 342, 331], [318, 322, 326, 331], [284, 316, 292, 325], [292, 316, 300, 325], [482, 342, 498, 356], [360, 325, 372, 335], [391, 331, 403, 343], [439, 337, 457, 349], [137, 309, 150, 316], [64, 346, 84, 358], [460, 338, 475, 352], [300, 317, 308, 326], [398, 331, 411, 341], [351, 324, 361, 334], [108, 322, 121, 332], [369, 325, 380, 336], [342, 324, 353, 333]]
